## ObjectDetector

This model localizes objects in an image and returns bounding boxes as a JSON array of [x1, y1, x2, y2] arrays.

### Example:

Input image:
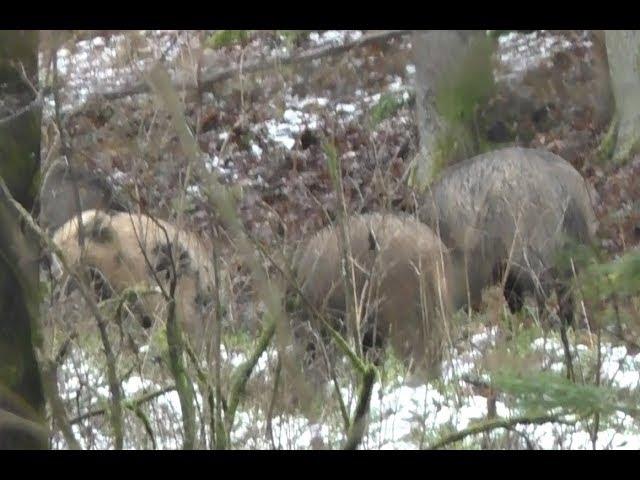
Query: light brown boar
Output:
[[51, 209, 216, 348], [418, 147, 598, 327], [292, 212, 453, 379]]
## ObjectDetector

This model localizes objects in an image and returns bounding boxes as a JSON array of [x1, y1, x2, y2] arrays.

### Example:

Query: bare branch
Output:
[[343, 365, 376, 450], [427, 413, 580, 450], [224, 320, 276, 438], [96, 30, 409, 102]]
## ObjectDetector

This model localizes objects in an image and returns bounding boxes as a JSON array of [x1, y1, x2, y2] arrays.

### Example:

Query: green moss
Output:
[[369, 92, 407, 127], [224, 328, 253, 351], [434, 36, 496, 132], [601, 110, 640, 165], [206, 30, 250, 50], [597, 116, 619, 163], [323, 140, 341, 187], [427, 422, 477, 449], [429, 124, 475, 180], [238, 131, 253, 151], [277, 31, 309, 49], [613, 131, 640, 165], [420, 35, 497, 179], [0, 358, 20, 390]]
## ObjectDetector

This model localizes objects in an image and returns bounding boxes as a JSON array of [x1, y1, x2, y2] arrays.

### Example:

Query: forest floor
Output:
[[40, 30, 640, 450]]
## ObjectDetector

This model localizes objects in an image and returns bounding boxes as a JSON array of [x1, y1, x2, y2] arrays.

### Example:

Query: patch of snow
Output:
[[55, 300, 640, 450], [122, 375, 154, 395], [283, 108, 303, 125], [109, 170, 128, 183], [255, 94, 324, 150], [471, 326, 499, 348], [204, 155, 225, 175], [251, 144, 263, 157], [609, 345, 628, 362], [387, 76, 404, 92], [335, 103, 356, 114], [456, 395, 488, 429], [308, 31, 363, 48], [495, 31, 593, 84], [264, 119, 296, 150], [91, 37, 106, 48], [286, 96, 321, 109], [365, 92, 382, 105]]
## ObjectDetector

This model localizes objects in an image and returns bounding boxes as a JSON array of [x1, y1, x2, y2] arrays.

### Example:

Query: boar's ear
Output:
[[86, 175, 129, 213], [84, 212, 115, 244], [368, 228, 379, 252]]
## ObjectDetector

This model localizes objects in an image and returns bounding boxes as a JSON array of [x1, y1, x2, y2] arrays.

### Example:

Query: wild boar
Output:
[[291, 212, 453, 379], [51, 209, 216, 349], [418, 147, 598, 326]]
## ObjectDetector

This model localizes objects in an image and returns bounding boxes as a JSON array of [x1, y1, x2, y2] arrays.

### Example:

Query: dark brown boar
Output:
[[292, 212, 453, 379], [418, 147, 598, 327]]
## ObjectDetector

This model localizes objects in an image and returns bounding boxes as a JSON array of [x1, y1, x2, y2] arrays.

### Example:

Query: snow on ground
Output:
[[40, 30, 411, 188], [52, 333, 640, 450], [308, 31, 364, 48], [40, 30, 185, 116], [495, 30, 592, 83]]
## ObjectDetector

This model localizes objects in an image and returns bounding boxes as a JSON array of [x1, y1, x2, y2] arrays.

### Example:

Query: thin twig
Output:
[[69, 386, 176, 425], [265, 356, 282, 450], [41, 360, 81, 450], [211, 243, 226, 449]]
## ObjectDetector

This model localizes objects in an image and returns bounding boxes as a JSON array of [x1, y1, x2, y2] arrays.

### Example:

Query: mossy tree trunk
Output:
[[411, 30, 495, 188], [0, 30, 48, 449], [604, 31, 640, 164]]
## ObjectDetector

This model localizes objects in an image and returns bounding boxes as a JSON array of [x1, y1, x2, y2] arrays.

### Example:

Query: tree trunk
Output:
[[605, 30, 640, 163], [0, 30, 48, 449], [411, 30, 494, 188]]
